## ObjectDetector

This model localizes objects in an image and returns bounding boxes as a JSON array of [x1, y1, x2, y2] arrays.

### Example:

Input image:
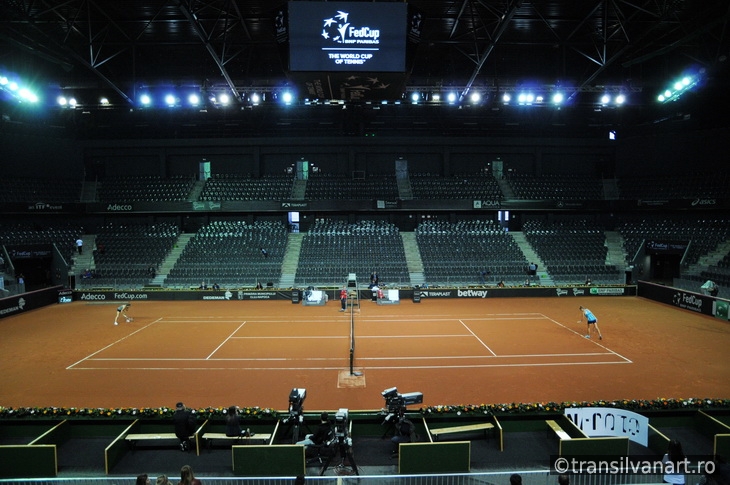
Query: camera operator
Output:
[[390, 414, 416, 457], [296, 412, 332, 449]]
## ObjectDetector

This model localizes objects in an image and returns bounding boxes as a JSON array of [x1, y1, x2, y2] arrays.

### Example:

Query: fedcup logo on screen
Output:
[[321, 10, 379, 66]]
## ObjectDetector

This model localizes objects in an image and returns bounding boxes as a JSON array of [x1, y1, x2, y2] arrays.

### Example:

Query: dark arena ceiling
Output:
[[1, 0, 729, 138]]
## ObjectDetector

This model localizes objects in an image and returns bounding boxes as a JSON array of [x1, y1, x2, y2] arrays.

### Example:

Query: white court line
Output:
[[229, 336, 349, 339], [84, 351, 615, 362], [359, 352, 615, 360], [226, 334, 470, 339], [89, 357, 345, 361], [540, 313, 633, 364], [161, 320, 257, 323], [70, 360, 632, 371], [355, 334, 471, 338], [354, 360, 631, 370], [206, 321, 247, 359], [159, 313, 545, 322], [66, 317, 163, 369], [364, 312, 546, 318], [365, 316, 545, 323], [459, 319, 497, 356]]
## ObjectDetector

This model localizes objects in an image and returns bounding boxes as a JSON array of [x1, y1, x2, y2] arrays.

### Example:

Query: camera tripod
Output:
[[320, 437, 358, 476], [380, 406, 406, 439], [280, 413, 309, 444]]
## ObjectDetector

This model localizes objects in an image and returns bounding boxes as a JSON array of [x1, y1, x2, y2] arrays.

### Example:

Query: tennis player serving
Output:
[[114, 303, 133, 325], [578, 306, 603, 340]]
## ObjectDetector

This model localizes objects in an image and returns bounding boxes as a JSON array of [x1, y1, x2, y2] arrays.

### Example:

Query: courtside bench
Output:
[[545, 415, 588, 442], [124, 420, 207, 456], [430, 422, 494, 441], [202, 432, 273, 449], [545, 417, 629, 458], [424, 416, 503, 450], [546, 419, 573, 441]]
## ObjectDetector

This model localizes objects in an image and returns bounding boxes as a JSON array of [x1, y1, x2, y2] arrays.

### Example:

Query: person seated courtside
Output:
[[296, 412, 333, 451], [225, 405, 252, 438]]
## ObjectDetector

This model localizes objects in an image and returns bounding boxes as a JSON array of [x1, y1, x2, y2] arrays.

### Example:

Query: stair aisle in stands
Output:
[[279, 233, 303, 288], [154, 233, 194, 287]]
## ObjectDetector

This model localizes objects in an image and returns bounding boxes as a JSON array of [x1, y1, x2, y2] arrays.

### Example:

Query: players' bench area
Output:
[[106, 419, 208, 472], [699, 410, 730, 458], [544, 415, 629, 457], [423, 415, 503, 449], [108, 418, 279, 474], [388, 415, 504, 474], [227, 413, 350, 476], [4, 408, 730, 478]]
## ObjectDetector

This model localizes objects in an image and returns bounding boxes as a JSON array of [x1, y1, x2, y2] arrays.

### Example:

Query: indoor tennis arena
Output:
[[1, 0, 729, 483]]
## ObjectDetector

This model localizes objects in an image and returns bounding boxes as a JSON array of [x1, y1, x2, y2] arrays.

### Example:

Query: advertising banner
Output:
[[564, 407, 649, 446], [71, 286, 635, 303], [638, 280, 729, 320], [0, 286, 63, 319], [74, 290, 292, 302]]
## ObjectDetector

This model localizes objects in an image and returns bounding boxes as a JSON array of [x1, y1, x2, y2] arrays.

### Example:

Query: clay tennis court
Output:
[[1, 296, 729, 411]]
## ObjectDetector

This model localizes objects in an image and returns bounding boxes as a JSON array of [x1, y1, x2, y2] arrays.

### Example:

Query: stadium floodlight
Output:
[[470, 92, 481, 104], [188, 93, 200, 106], [140, 94, 152, 106], [164, 94, 176, 106], [615, 94, 626, 106], [502, 93, 511, 104], [410, 92, 420, 103], [218, 93, 230, 105], [551, 92, 564, 105], [657, 73, 699, 103], [18, 88, 38, 103], [57, 96, 68, 106], [600, 94, 611, 105], [68, 97, 77, 107], [250, 93, 261, 105], [281, 91, 294, 105], [447, 92, 457, 104]]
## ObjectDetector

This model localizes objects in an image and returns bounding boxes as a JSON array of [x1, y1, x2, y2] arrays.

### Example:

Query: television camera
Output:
[[319, 408, 358, 476], [281, 388, 306, 443], [381, 387, 423, 418], [334, 408, 350, 440], [286, 388, 306, 422]]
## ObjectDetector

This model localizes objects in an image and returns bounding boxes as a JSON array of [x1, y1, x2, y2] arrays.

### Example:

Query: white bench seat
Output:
[[429, 422, 494, 441], [203, 432, 273, 447], [546, 420, 572, 440]]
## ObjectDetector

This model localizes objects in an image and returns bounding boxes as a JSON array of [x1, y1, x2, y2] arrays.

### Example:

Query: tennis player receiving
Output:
[[114, 303, 133, 325], [578, 305, 603, 340]]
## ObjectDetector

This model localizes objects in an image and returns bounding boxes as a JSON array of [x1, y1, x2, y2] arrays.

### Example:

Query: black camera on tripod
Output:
[[319, 408, 358, 476], [284, 388, 306, 423], [381, 387, 423, 423], [334, 408, 350, 440]]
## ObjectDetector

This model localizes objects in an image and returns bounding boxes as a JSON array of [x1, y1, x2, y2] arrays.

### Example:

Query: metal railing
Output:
[[0, 471, 668, 485]]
